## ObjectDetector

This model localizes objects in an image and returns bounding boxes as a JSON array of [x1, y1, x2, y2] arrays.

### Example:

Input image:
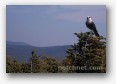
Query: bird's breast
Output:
[[86, 21, 93, 30]]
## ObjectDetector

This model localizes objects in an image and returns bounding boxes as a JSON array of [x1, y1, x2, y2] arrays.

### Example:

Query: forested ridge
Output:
[[6, 31, 106, 73]]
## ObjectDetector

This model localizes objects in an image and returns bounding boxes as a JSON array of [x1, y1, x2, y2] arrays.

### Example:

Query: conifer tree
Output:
[[30, 49, 41, 73], [66, 31, 106, 73], [21, 62, 31, 73], [40, 56, 58, 73], [6, 56, 12, 73], [6, 55, 21, 73]]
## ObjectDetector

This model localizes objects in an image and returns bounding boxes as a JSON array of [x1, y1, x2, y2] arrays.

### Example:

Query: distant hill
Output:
[[6, 41, 30, 46], [6, 41, 71, 62]]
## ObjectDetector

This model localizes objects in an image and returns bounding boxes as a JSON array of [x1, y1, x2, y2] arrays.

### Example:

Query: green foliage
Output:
[[6, 51, 59, 73], [39, 56, 59, 73], [65, 31, 106, 73], [20, 62, 31, 73], [31, 49, 41, 73], [6, 31, 106, 73], [6, 56, 12, 73], [6, 56, 21, 73]]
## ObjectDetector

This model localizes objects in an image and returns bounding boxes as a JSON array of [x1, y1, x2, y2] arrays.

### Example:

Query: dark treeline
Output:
[[6, 31, 106, 73]]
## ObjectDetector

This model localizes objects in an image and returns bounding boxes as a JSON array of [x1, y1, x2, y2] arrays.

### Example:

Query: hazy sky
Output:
[[6, 5, 106, 47]]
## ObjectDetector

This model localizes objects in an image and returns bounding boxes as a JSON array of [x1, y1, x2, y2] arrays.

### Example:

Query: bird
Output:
[[86, 16, 100, 37]]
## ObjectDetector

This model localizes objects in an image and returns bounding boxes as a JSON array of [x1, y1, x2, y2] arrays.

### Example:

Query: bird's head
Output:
[[87, 16, 91, 19], [87, 16, 92, 23]]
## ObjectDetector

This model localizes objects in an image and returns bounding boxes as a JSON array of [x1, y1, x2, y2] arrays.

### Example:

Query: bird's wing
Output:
[[91, 22, 100, 37]]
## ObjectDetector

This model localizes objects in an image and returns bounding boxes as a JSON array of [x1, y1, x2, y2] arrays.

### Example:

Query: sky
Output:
[[6, 5, 106, 47]]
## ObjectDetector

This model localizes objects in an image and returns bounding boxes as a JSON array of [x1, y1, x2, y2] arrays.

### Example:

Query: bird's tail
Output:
[[94, 28, 100, 37]]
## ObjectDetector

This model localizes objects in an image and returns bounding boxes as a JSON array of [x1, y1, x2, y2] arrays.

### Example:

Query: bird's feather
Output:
[[86, 17, 100, 37]]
